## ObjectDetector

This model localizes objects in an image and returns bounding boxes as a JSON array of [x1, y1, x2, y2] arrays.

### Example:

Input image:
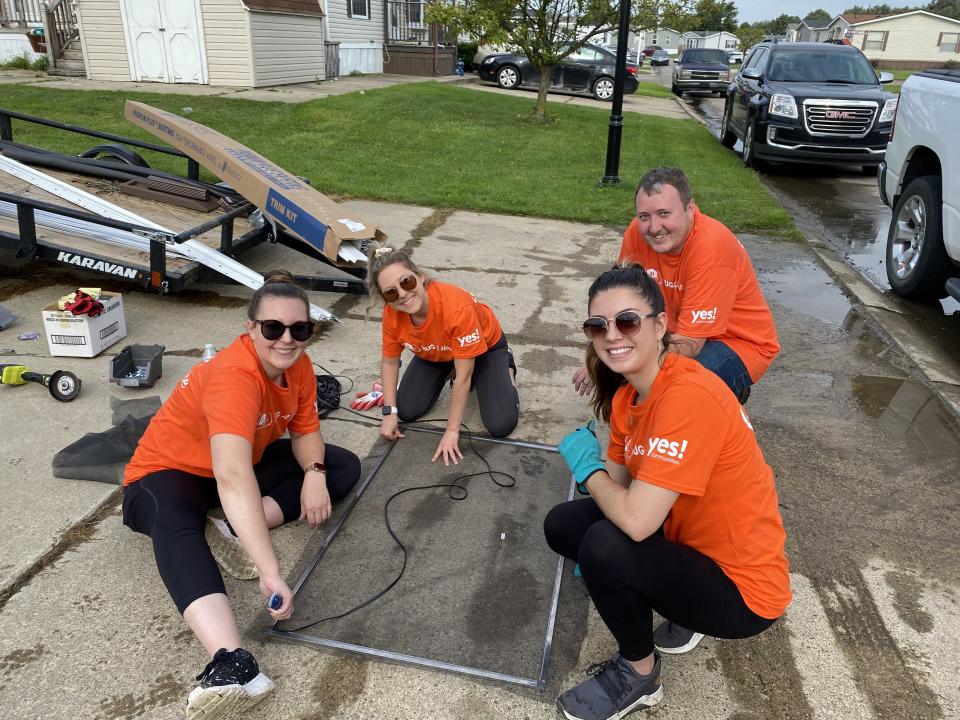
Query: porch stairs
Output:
[[46, 42, 84, 77]]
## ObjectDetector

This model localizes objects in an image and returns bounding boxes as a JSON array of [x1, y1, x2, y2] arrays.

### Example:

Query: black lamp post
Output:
[[599, 0, 633, 186]]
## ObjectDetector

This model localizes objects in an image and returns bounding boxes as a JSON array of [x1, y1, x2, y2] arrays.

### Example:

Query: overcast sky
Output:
[[736, 0, 853, 23]]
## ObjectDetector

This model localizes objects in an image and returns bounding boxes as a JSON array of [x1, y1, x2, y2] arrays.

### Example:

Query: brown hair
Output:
[[247, 269, 309, 320], [364, 244, 428, 315], [585, 264, 669, 422], [635, 166, 693, 207]]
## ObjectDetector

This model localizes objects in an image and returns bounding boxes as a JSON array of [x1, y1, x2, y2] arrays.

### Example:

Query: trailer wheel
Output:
[[79, 144, 150, 168]]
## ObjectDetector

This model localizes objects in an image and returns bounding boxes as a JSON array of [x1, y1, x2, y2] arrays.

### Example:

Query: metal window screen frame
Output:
[[268, 425, 574, 689]]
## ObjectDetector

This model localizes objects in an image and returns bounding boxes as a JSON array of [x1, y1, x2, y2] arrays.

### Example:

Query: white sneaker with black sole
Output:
[[652, 620, 705, 654], [187, 647, 274, 719]]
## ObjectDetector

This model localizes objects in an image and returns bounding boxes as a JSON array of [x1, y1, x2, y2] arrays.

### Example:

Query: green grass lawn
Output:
[[632, 83, 675, 99], [0, 82, 795, 236]]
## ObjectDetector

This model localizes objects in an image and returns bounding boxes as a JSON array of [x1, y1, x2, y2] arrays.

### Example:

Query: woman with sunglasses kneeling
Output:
[[121, 271, 361, 720], [367, 245, 519, 465], [545, 265, 790, 720]]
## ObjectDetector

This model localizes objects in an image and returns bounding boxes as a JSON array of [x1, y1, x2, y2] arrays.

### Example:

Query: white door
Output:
[[122, 0, 207, 84]]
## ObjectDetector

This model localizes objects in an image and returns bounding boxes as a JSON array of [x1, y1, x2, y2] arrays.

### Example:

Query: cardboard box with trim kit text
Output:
[[123, 101, 383, 267], [42, 292, 127, 358]]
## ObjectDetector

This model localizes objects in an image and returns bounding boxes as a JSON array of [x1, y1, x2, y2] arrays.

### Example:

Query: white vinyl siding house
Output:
[[201, 0, 253, 86], [682, 30, 739, 50], [75, 0, 136, 82], [249, 10, 325, 85], [850, 10, 960, 63], [325, 0, 385, 75]]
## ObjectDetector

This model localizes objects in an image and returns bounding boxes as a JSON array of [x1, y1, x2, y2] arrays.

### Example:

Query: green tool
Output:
[[0, 364, 82, 402]]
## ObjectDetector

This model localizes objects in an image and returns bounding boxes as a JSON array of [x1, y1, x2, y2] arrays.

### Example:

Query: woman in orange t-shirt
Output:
[[121, 271, 361, 720], [366, 246, 519, 465], [545, 265, 791, 720]]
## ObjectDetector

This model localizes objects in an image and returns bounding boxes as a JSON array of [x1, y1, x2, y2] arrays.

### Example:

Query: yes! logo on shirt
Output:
[[457, 329, 481, 347], [690, 307, 718, 324], [646, 436, 689, 465]]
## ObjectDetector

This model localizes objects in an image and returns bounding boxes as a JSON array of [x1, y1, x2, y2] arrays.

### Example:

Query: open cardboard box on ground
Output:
[[42, 292, 127, 358], [124, 101, 383, 268]]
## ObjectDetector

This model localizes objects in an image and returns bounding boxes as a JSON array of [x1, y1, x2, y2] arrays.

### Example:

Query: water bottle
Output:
[[202, 344, 217, 362]]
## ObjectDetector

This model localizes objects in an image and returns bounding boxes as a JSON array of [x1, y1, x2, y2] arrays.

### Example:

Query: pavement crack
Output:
[[0, 489, 120, 613]]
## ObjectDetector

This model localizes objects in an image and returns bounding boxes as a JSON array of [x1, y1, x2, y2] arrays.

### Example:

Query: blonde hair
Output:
[[365, 244, 428, 316]]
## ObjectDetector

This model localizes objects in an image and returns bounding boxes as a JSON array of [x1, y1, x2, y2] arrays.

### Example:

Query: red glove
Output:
[[351, 382, 384, 410], [64, 290, 104, 318]]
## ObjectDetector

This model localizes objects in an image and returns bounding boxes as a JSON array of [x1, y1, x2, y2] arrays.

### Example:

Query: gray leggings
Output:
[[396, 333, 519, 437]]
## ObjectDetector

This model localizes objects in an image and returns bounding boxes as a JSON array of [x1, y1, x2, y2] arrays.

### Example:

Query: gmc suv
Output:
[[719, 42, 897, 171]]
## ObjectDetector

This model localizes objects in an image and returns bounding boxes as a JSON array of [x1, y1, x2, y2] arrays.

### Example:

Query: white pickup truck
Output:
[[878, 69, 960, 302]]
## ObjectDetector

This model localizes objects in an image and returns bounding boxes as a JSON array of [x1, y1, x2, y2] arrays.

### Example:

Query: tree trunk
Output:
[[533, 69, 552, 121]]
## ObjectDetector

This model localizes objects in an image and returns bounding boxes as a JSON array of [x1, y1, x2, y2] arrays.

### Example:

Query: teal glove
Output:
[[559, 420, 605, 493]]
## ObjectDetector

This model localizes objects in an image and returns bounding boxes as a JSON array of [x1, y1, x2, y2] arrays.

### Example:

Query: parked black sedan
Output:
[[478, 43, 639, 102]]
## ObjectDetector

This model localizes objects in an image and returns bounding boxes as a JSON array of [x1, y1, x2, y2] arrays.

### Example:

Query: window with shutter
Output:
[[939, 32, 960, 53]]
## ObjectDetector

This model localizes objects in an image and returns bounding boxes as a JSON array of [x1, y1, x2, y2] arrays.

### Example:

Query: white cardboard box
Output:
[[42, 292, 127, 358]]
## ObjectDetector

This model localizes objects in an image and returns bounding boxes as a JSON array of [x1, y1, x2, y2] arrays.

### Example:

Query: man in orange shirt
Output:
[[574, 167, 779, 404]]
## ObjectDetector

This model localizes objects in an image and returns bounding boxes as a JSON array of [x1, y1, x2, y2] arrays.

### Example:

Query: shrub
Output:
[[457, 41, 478, 71], [31, 56, 47, 71], [945, 59, 958, 70], [0, 53, 34, 70]]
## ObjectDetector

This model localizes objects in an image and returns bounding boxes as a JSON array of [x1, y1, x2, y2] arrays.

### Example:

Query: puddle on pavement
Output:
[[843, 374, 960, 460], [759, 261, 853, 325]]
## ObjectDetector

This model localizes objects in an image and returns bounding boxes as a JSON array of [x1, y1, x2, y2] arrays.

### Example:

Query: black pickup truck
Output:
[[719, 42, 898, 171]]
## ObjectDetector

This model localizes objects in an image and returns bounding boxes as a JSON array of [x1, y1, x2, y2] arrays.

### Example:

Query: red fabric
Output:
[[618, 207, 780, 382], [381, 281, 502, 363], [64, 290, 104, 318], [607, 354, 792, 620], [123, 334, 319, 485]]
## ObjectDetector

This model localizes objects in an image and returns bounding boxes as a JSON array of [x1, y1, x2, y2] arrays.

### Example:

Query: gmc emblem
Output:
[[825, 110, 854, 119]]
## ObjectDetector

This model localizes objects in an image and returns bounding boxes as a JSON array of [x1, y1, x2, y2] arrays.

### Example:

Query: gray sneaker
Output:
[[653, 621, 704, 654], [556, 652, 663, 720]]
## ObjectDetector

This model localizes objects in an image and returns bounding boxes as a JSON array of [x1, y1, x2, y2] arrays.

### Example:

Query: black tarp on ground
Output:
[[273, 427, 573, 687]]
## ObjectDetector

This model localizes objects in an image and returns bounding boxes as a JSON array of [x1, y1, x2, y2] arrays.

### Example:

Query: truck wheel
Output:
[[742, 119, 762, 169], [720, 101, 737, 148], [885, 175, 950, 302], [671, 82, 682, 96]]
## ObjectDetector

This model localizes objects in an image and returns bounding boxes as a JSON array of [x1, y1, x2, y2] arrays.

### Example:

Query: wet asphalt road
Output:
[[649, 65, 960, 366]]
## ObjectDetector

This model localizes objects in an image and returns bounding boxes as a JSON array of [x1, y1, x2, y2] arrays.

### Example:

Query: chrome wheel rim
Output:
[[498, 68, 518, 88], [743, 124, 753, 163], [595, 79, 614, 100], [892, 194, 926, 280]]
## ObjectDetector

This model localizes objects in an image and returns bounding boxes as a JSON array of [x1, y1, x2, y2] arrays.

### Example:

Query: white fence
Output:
[[0, 0, 44, 27]]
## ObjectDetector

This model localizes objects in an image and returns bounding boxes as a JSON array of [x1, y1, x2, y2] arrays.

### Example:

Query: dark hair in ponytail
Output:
[[248, 269, 309, 320], [585, 264, 669, 422]]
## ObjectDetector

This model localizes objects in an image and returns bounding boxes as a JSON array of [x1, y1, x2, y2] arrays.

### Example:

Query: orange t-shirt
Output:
[[618, 207, 780, 382], [381, 280, 502, 363], [123, 334, 320, 485], [607, 354, 792, 620]]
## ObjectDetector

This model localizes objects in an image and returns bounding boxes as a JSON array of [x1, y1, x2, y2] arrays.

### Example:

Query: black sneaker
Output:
[[653, 621, 705, 655], [556, 652, 663, 720], [186, 648, 274, 719]]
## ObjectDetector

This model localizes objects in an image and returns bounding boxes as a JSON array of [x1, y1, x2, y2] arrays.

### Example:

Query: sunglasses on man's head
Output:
[[254, 319, 314, 342], [380, 274, 418, 303], [582, 311, 658, 340]]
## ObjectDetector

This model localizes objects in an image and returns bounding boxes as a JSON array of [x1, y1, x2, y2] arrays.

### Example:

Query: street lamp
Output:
[[599, 0, 633, 186]]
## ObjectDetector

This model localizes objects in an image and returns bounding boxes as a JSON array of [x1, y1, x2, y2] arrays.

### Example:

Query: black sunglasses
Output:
[[380, 274, 418, 303], [254, 319, 314, 342], [582, 311, 658, 340]]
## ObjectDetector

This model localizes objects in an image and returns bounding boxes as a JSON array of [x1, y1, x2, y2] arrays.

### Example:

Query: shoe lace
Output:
[[195, 649, 248, 684], [585, 658, 631, 702]]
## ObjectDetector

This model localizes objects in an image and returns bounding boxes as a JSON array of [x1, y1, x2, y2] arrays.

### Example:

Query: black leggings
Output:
[[544, 498, 777, 661], [396, 333, 519, 437], [122, 439, 361, 613]]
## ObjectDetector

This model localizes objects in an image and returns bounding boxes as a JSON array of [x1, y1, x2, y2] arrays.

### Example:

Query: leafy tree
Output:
[[736, 21, 766, 48], [428, 0, 695, 120], [842, 4, 918, 13], [803, 8, 833, 23], [768, 13, 801, 34], [927, 0, 960, 19], [691, 0, 739, 30]]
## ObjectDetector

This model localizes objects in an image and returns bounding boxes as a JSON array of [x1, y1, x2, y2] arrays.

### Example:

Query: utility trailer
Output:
[[0, 108, 367, 297]]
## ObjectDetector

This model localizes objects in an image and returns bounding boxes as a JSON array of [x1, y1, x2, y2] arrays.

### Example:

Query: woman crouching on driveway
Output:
[[367, 245, 519, 464], [122, 271, 361, 720], [545, 264, 791, 720]]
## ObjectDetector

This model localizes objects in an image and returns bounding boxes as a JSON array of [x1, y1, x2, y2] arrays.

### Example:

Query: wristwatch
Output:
[[304, 462, 326, 474], [382, 405, 399, 416]]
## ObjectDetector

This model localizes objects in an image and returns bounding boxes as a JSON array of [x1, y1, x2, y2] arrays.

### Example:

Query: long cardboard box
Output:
[[124, 101, 383, 267]]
